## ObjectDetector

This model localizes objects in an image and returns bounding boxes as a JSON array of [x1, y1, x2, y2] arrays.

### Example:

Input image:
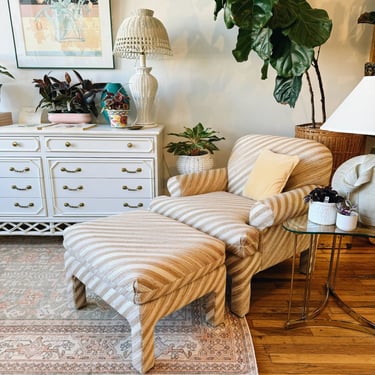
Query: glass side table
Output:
[[283, 215, 375, 335]]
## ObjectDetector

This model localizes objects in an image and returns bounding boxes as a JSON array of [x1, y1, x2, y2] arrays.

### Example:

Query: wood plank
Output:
[[246, 236, 375, 375]]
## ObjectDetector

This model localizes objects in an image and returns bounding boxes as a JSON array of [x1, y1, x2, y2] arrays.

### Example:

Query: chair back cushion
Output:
[[227, 134, 332, 195]]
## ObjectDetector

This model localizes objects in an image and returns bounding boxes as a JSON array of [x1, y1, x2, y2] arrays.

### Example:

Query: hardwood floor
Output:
[[246, 236, 375, 375]]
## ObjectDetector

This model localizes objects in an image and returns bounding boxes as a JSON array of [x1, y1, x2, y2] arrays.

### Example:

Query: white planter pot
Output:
[[176, 154, 214, 175], [336, 212, 358, 231], [308, 201, 337, 225]]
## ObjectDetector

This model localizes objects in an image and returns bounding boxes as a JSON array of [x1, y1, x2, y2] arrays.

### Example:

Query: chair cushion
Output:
[[63, 211, 225, 305], [150, 191, 260, 258], [242, 149, 299, 200]]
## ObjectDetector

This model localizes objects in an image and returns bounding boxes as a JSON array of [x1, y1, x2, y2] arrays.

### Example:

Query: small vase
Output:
[[308, 201, 337, 225], [101, 83, 129, 124], [336, 212, 358, 231], [107, 109, 129, 128]]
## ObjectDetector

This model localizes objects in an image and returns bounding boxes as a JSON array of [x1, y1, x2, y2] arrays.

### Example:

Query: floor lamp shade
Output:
[[113, 9, 172, 126]]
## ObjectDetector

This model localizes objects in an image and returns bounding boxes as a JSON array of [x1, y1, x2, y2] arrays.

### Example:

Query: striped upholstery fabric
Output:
[[150, 191, 259, 258], [63, 211, 226, 373], [227, 134, 332, 194], [150, 134, 332, 317], [249, 184, 317, 229], [167, 167, 228, 197]]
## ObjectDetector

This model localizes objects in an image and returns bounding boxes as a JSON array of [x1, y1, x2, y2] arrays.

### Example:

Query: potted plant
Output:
[[213, 0, 332, 112], [101, 89, 130, 128], [336, 198, 358, 231], [165, 122, 225, 174], [213, 1, 365, 174], [304, 186, 345, 225], [33, 70, 106, 123]]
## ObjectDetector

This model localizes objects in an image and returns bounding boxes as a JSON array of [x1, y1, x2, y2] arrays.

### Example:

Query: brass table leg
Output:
[[286, 233, 375, 335]]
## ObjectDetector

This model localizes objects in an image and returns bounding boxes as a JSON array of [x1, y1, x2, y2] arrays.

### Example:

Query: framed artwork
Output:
[[7, 0, 114, 69]]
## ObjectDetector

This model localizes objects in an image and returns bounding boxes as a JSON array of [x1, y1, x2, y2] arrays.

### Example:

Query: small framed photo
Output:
[[7, 0, 114, 69]]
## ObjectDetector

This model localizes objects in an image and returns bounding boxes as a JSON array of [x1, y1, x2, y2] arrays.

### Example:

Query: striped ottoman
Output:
[[63, 211, 226, 374]]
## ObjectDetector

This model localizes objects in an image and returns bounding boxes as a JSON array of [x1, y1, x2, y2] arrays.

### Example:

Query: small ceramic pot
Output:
[[106, 109, 129, 128], [308, 201, 337, 225], [336, 212, 358, 231]]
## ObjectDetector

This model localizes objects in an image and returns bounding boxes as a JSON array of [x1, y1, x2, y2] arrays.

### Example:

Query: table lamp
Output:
[[113, 9, 172, 127], [320, 75, 375, 135], [321, 75, 375, 227]]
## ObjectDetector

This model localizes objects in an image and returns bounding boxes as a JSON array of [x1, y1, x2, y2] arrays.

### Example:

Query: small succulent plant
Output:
[[304, 186, 345, 204], [336, 199, 358, 216]]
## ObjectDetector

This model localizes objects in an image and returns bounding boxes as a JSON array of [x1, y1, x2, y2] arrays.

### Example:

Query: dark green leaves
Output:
[[165, 123, 225, 156], [214, 0, 332, 107]]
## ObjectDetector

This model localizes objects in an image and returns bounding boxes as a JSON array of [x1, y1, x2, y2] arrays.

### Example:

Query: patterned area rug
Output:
[[0, 236, 258, 375]]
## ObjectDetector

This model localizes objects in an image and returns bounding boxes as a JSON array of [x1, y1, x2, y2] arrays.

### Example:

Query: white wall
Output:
[[0, 0, 374, 174]]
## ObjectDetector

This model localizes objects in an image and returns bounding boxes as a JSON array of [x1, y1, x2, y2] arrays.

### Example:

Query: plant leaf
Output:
[[273, 75, 303, 108]]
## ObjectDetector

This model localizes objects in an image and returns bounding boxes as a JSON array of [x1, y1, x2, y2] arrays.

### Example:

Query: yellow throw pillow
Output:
[[242, 149, 299, 200]]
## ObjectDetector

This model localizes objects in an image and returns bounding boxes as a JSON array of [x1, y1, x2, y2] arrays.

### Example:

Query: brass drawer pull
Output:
[[12, 141, 19, 147], [63, 185, 83, 191], [122, 185, 143, 191], [121, 167, 142, 174], [64, 202, 85, 208], [127, 142, 133, 148], [65, 141, 71, 147], [9, 166, 30, 173], [60, 167, 82, 173], [123, 202, 144, 208], [12, 184, 32, 191], [14, 202, 34, 208]]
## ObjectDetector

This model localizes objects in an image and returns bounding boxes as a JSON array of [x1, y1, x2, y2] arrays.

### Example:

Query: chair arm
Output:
[[249, 185, 318, 230], [167, 167, 228, 197]]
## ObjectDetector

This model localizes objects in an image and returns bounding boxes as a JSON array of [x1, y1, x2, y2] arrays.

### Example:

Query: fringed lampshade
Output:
[[113, 9, 172, 127]]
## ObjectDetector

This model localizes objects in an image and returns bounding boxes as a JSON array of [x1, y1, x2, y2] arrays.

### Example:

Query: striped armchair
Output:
[[150, 134, 332, 317]]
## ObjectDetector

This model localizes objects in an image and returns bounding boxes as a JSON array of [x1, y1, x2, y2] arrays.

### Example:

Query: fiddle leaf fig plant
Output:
[[214, 0, 332, 123]]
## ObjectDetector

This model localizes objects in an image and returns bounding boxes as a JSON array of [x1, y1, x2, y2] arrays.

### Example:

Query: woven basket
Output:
[[295, 123, 366, 175], [176, 154, 214, 175]]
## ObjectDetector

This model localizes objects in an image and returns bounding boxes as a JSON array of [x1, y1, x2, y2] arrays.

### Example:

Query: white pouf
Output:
[[332, 154, 375, 226]]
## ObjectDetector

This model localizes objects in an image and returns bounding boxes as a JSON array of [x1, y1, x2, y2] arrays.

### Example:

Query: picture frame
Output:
[[7, 0, 114, 69]]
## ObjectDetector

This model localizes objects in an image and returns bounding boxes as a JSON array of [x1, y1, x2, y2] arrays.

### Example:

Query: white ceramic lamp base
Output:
[[129, 66, 158, 127]]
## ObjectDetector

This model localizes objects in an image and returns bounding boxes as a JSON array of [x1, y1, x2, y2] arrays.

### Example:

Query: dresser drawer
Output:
[[53, 198, 150, 216], [45, 137, 154, 153], [51, 178, 153, 198], [0, 177, 43, 198], [0, 159, 42, 178], [48, 159, 154, 179], [0, 137, 40, 152], [0, 198, 46, 216]]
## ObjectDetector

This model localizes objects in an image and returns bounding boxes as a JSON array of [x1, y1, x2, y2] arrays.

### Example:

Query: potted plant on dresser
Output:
[[213, 0, 365, 175], [165, 122, 225, 174], [101, 89, 130, 128], [33, 70, 106, 124]]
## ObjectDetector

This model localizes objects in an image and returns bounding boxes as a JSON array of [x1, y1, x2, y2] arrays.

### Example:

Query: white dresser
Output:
[[0, 124, 164, 235]]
